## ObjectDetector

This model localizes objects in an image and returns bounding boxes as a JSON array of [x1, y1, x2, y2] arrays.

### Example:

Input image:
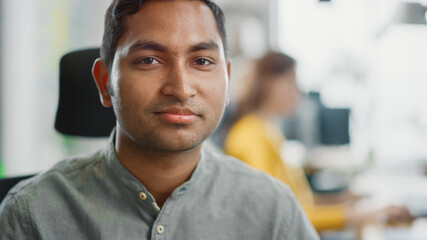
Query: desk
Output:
[[351, 169, 427, 208], [362, 219, 427, 240], [351, 169, 427, 240]]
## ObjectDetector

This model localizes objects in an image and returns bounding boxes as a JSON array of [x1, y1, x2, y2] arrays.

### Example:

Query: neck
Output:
[[115, 129, 201, 208]]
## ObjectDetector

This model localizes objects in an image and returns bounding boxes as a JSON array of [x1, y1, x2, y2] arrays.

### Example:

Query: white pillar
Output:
[[1, 0, 40, 176]]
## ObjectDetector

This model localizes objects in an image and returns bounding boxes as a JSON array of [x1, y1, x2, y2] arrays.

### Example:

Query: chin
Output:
[[146, 135, 206, 153], [148, 125, 215, 153], [153, 141, 203, 153]]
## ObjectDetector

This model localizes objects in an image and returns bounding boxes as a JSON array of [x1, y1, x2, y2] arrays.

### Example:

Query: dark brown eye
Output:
[[195, 58, 211, 65], [136, 57, 159, 65], [142, 57, 155, 64]]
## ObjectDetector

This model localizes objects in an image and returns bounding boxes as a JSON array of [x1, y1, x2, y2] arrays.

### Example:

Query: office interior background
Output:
[[1, 0, 427, 239]]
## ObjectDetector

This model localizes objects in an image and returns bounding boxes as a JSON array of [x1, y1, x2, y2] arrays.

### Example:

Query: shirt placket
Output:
[[150, 198, 174, 240], [149, 184, 189, 240]]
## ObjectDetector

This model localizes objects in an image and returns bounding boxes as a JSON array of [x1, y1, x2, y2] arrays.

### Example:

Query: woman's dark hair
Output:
[[101, 0, 228, 72], [236, 51, 296, 118]]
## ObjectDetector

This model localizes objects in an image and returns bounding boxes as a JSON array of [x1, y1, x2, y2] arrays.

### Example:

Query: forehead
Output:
[[117, 0, 224, 54]]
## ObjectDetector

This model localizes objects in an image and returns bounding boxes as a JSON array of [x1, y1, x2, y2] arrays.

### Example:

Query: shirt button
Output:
[[157, 225, 165, 234], [139, 192, 147, 200]]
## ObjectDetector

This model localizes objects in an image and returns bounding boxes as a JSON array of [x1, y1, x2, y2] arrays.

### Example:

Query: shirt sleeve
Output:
[[281, 191, 320, 240], [0, 194, 34, 240]]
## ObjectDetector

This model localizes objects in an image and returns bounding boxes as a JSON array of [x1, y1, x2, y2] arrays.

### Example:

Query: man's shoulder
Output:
[[2, 148, 106, 206], [198, 148, 319, 239], [0, 148, 112, 238], [202, 147, 294, 198]]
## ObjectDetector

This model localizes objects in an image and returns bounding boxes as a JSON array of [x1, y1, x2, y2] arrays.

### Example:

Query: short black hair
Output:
[[101, 0, 228, 72]]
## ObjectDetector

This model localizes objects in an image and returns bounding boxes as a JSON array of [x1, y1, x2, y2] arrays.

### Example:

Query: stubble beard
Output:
[[116, 100, 225, 154]]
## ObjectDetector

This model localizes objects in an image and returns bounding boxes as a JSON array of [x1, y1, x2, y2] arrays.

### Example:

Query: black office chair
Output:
[[55, 48, 116, 137], [0, 48, 116, 202], [0, 175, 35, 201]]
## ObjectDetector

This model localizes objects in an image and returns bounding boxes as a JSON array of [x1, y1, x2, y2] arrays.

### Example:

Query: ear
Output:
[[92, 58, 112, 107], [225, 61, 231, 105]]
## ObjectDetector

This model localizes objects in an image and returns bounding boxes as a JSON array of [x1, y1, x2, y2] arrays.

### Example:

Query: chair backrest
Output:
[[0, 175, 35, 203], [55, 48, 116, 137]]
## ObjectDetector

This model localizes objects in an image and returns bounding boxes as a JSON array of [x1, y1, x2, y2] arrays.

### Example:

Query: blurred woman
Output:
[[224, 52, 412, 231]]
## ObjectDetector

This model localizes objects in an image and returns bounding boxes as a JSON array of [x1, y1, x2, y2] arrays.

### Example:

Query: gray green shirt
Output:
[[0, 133, 319, 240]]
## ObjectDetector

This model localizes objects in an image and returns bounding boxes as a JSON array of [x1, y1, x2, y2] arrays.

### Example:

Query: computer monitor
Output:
[[320, 107, 350, 145]]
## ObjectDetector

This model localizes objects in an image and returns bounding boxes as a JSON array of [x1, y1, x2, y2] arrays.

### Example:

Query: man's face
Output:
[[107, 1, 229, 153]]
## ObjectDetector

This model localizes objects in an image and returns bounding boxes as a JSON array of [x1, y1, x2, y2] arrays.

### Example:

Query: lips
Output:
[[158, 107, 196, 115], [155, 107, 199, 124]]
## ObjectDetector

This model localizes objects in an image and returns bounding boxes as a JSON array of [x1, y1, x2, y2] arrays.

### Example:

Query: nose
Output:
[[160, 63, 197, 101]]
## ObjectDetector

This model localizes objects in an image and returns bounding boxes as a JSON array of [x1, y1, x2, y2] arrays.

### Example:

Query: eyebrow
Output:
[[188, 41, 220, 53], [128, 41, 167, 53], [127, 40, 220, 55]]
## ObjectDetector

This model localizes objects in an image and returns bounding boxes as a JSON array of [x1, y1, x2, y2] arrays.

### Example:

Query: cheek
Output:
[[201, 86, 226, 113], [199, 70, 228, 102], [115, 75, 156, 109], [212, 81, 228, 106]]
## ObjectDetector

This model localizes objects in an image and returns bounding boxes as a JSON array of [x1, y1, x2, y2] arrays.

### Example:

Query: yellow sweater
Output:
[[224, 114, 346, 231]]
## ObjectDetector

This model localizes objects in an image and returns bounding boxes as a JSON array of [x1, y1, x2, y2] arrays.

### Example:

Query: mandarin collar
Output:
[[105, 129, 206, 197]]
